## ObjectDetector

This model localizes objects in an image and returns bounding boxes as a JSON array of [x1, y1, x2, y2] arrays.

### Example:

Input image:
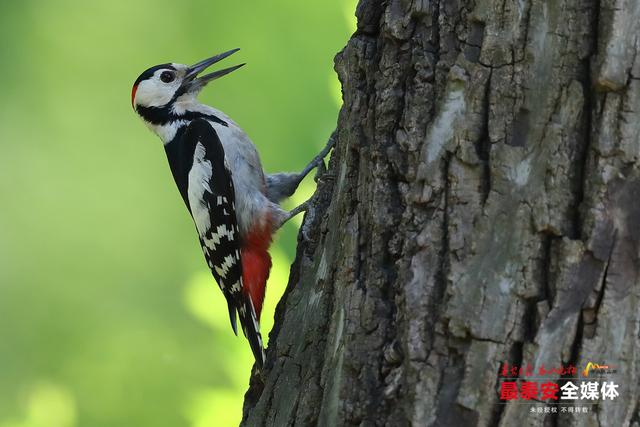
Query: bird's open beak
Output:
[[183, 48, 245, 93]]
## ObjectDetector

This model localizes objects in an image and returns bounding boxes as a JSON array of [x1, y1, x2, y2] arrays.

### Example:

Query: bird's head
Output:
[[131, 48, 244, 114]]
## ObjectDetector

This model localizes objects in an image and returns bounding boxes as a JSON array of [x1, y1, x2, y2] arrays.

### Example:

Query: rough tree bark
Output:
[[242, 0, 640, 425]]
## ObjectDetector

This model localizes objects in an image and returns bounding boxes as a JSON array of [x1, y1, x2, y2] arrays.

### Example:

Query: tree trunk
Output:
[[242, 0, 640, 425]]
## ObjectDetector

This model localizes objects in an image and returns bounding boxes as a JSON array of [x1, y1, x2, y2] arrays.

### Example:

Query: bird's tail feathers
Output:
[[227, 300, 238, 336], [239, 296, 265, 368]]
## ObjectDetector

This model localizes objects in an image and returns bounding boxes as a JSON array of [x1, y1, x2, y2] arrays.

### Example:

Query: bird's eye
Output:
[[160, 71, 175, 83]]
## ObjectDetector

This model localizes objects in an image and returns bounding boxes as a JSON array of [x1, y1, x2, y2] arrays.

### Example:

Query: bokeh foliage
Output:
[[0, 1, 354, 425]]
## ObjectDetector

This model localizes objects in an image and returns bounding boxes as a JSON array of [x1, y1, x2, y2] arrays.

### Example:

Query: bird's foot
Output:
[[282, 200, 309, 225], [299, 133, 336, 181]]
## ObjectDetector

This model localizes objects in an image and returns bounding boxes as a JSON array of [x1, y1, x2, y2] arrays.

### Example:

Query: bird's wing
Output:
[[182, 118, 265, 367]]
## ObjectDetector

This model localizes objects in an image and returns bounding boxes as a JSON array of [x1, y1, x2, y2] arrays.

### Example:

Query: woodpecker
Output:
[[132, 48, 332, 367]]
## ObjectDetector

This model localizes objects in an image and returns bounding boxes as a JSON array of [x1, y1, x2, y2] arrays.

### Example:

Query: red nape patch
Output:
[[241, 221, 274, 320], [131, 83, 138, 108]]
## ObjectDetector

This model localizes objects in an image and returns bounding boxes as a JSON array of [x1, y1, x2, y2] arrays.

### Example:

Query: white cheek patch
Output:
[[134, 70, 182, 107]]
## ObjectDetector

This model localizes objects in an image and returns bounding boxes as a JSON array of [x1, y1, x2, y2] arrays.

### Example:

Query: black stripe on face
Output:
[[133, 63, 176, 86], [136, 105, 229, 127]]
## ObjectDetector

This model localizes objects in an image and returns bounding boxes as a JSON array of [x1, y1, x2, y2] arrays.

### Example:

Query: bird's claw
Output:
[[314, 158, 327, 182]]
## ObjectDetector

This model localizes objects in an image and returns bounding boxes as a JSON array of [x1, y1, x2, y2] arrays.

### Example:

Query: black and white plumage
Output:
[[167, 119, 264, 363], [132, 49, 332, 368]]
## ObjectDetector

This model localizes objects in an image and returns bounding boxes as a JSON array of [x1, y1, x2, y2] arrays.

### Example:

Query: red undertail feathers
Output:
[[241, 219, 273, 320]]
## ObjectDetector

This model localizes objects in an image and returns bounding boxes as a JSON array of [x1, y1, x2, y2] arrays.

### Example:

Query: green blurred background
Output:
[[0, 1, 354, 426]]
